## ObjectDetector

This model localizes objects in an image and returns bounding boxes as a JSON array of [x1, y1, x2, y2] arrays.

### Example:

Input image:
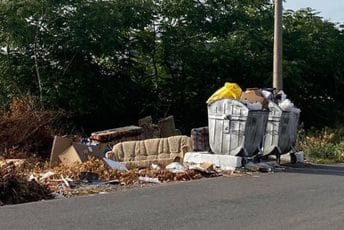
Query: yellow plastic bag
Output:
[[206, 82, 242, 104]]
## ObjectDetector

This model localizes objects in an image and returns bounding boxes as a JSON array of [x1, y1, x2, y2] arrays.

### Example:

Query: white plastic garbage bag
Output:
[[261, 90, 273, 100], [279, 99, 294, 111]]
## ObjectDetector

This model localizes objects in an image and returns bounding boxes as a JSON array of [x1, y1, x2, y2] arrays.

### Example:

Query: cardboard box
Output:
[[50, 136, 104, 166], [240, 88, 268, 108]]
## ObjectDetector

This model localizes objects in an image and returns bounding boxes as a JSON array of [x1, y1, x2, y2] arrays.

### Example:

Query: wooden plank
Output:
[[90, 125, 143, 142]]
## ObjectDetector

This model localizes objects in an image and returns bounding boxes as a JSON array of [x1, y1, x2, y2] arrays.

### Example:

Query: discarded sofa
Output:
[[106, 135, 192, 168]]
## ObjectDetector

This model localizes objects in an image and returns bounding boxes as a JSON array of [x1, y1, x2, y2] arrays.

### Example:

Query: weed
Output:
[[298, 127, 344, 163]]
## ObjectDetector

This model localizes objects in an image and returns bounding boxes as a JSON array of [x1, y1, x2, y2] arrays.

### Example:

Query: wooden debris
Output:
[[90, 126, 143, 142]]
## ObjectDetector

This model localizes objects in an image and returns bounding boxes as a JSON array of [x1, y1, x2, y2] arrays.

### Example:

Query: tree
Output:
[[0, 0, 157, 131], [0, 1, 343, 132], [283, 8, 344, 128]]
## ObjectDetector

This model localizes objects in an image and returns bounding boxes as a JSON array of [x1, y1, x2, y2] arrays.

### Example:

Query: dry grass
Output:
[[298, 128, 344, 163], [0, 97, 61, 158]]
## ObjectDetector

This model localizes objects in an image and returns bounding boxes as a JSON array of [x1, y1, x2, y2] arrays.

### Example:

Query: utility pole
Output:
[[273, 0, 283, 91]]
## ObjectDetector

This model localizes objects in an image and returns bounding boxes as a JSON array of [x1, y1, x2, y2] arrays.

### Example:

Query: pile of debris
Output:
[[0, 162, 52, 205], [14, 157, 223, 200], [0, 102, 295, 205], [0, 159, 215, 205], [0, 113, 223, 205], [0, 97, 60, 158]]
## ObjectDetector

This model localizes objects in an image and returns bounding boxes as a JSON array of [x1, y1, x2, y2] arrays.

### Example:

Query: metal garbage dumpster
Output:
[[262, 101, 300, 156], [208, 99, 269, 158]]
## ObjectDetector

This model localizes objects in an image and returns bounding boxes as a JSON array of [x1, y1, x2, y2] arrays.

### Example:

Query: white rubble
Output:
[[165, 162, 186, 173], [183, 152, 242, 171]]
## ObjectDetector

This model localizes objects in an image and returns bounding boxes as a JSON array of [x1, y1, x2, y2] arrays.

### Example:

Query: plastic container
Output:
[[262, 101, 300, 156], [208, 99, 268, 158]]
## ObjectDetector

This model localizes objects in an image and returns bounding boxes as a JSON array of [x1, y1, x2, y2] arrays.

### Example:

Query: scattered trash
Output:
[[61, 175, 71, 188], [139, 176, 161, 184], [150, 163, 161, 170], [199, 162, 214, 171], [261, 90, 273, 100], [245, 162, 268, 172], [258, 166, 272, 173], [106, 179, 120, 185], [280, 153, 294, 163], [279, 99, 294, 111], [166, 162, 186, 173], [79, 172, 100, 182], [40, 171, 55, 181], [0, 86, 303, 206], [103, 158, 128, 171], [188, 162, 216, 174], [245, 162, 285, 173], [275, 90, 301, 113], [273, 166, 286, 172], [295, 151, 305, 163]]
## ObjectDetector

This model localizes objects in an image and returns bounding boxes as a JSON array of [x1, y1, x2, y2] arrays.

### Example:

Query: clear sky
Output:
[[284, 0, 344, 23]]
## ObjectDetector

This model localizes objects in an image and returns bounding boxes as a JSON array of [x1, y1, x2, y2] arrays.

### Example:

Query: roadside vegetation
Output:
[[0, 1, 343, 134], [298, 128, 344, 164], [0, 97, 60, 159]]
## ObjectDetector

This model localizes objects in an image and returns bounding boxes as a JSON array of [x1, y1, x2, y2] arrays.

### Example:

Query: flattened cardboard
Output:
[[50, 136, 73, 166], [200, 162, 214, 171], [58, 145, 82, 165]]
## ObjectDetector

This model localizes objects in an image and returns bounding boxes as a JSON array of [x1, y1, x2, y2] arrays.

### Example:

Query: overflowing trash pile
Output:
[[0, 84, 303, 206], [206, 82, 300, 112], [206, 83, 301, 160]]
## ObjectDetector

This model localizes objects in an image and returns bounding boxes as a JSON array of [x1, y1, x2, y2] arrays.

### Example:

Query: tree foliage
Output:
[[0, 1, 343, 132]]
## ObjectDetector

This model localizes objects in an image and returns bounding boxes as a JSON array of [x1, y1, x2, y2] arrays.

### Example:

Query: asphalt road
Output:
[[1, 166, 344, 230]]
